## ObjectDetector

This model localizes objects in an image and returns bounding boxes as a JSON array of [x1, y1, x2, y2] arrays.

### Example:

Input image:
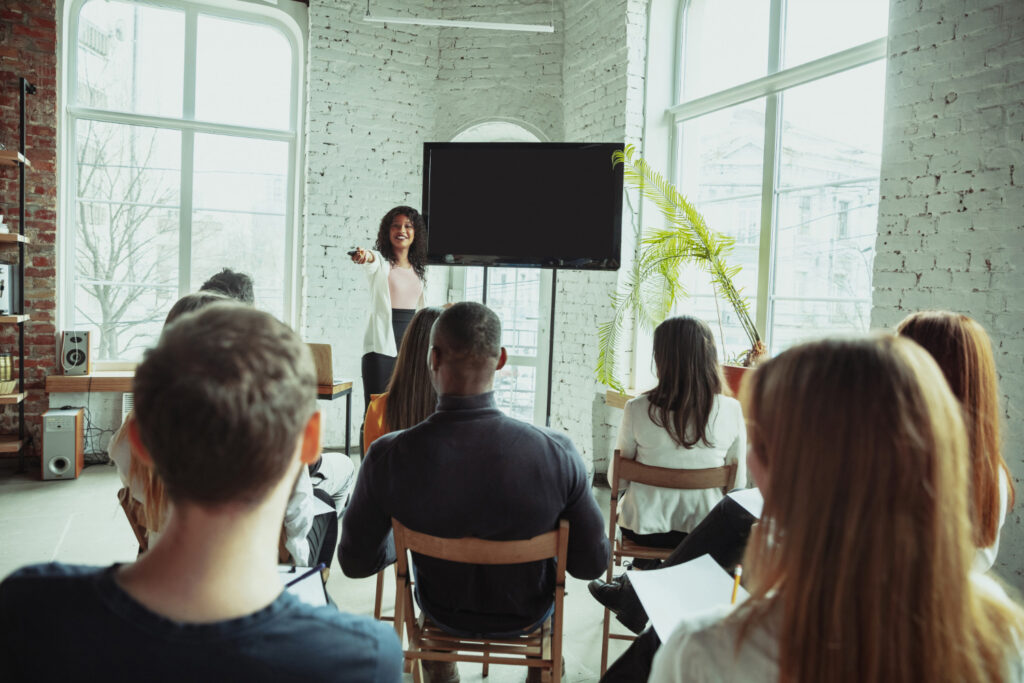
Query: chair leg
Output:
[[600, 604, 612, 676], [374, 569, 385, 620], [482, 647, 489, 677]]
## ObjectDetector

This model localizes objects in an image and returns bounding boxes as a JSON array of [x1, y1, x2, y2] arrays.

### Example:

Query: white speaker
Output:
[[42, 408, 84, 481], [61, 331, 91, 376]]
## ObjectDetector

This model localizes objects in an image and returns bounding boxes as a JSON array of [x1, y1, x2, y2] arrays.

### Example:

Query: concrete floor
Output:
[[0, 462, 629, 682]]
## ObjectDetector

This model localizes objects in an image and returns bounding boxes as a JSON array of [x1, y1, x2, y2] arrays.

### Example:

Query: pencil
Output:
[[730, 565, 743, 604], [286, 562, 327, 588]]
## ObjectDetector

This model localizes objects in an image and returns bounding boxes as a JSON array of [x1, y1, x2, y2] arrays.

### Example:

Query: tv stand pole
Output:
[[545, 270, 556, 427]]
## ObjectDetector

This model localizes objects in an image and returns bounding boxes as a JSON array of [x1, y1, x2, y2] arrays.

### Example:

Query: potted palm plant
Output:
[[597, 145, 766, 396]]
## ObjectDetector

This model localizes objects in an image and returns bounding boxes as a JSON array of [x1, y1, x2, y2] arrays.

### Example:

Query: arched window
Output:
[[63, 0, 304, 361], [665, 0, 888, 363]]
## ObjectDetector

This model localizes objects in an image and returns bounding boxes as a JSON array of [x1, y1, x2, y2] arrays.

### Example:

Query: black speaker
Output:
[[61, 331, 91, 376]]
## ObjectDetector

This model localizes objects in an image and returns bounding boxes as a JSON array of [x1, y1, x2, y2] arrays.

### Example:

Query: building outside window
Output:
[[662, 0, 889, 366], [63, 0, 303, 362]]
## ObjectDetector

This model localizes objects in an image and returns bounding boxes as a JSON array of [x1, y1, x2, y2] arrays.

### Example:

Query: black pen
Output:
[[285, 562, 327, 588]]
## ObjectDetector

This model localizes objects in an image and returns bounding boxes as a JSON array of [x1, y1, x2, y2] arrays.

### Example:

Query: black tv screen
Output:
[[422, 142, 624, 270]]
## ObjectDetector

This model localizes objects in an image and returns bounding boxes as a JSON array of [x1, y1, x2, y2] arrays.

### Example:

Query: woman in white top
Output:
[[613, 315, 745, 551], [897, 311, 1014, 572], [351, 206, 427, 412], [649, 336, 1024, 683]]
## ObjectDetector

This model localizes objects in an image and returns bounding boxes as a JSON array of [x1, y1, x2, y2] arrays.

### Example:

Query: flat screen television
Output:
[[422, 142, 624, 270]]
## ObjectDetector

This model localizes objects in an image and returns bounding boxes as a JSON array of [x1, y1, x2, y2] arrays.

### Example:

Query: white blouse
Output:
[[975, 466, 1012, 572], [360, 249, 426, 357], [613, 393, 746, 535], [648, 573, 1024, 683]]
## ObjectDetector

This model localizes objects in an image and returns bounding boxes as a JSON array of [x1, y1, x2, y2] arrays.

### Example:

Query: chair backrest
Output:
[[610, 449, 737, 494], [116, 487, 149, 555], [392, 518, 569, 572]]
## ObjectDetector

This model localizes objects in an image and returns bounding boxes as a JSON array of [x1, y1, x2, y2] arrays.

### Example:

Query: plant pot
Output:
[[721, 364, 750, 398]]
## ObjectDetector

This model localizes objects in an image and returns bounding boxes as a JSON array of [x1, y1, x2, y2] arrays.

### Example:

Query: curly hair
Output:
[[374, 206, 427, 280]]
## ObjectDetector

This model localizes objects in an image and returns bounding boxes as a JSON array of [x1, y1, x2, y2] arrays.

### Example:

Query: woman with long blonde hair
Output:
[[898, 310, 1014, 570], [650, 336, 1024, 683]]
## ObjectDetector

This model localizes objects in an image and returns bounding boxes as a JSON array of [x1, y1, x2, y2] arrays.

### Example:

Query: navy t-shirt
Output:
[[0, 563, 402, 682]]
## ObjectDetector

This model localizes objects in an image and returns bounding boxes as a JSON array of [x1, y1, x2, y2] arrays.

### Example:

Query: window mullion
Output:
[[179, 7, 198, 298], [754, 0, 786, 345]]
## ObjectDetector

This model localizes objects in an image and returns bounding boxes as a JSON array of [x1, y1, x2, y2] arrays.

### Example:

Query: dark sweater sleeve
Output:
[[338, 443, 397, 578], [556, 437, 610, 580]]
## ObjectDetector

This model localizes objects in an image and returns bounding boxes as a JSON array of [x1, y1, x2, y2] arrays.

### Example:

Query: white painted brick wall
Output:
[[555, 0, 647, 473], [433, 0, 565, 141], [304, 0, 649, 456], [304, 1, 439, 447], [873, 0, 1024, 587]]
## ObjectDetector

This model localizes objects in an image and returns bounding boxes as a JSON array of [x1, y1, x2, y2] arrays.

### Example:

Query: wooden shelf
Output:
[[46, 372, 134, 393], [0, 234, 28, 244], [0, 392, 25, 405], [0, 435, 23, 454], [0, 150, 30, 167], [0, 315, 29, 324]]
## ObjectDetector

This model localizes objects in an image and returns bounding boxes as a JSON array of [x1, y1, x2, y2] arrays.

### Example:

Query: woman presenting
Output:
[[351, 206, 428, 411]]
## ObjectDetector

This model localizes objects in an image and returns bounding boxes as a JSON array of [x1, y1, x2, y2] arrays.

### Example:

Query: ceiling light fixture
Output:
[[364, 0, 555, 34]]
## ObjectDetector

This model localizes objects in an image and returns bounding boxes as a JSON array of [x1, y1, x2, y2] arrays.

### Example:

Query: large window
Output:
[[63, 0, 302, 361], [661, 0, 888, 368]]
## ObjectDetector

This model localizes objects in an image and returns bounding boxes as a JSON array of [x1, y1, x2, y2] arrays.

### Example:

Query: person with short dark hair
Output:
[[339, 301, 608, 683], [108, 291, 337, 568], [199, 267, 255, 305], [0, 304, 403, 681]]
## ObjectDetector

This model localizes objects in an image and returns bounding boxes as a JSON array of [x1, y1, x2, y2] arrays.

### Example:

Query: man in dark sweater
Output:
[[339, 302, 609, 681], [0, 305, 402, 682]]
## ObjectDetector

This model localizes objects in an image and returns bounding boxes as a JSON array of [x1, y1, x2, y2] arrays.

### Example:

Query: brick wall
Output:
[[303, 1, 439, 446], [0, 1, 58, 460], [872, 0, 1024, 585], [554, 0, 646, 471], [433, 0, 564, 142], [304, 0, 647, 452]]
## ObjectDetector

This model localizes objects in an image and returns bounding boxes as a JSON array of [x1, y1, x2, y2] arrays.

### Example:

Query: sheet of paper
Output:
[[311, 496, 335, 517], [278, 565, 328, 607], [627, 553, 748, 642], [727, 487, 764, 519]]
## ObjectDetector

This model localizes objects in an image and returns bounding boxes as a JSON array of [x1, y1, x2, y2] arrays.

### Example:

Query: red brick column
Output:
[[0, 1, 58, 460]]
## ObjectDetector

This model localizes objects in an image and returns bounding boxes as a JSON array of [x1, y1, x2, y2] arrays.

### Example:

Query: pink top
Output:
[[388, 266, 423, 309]]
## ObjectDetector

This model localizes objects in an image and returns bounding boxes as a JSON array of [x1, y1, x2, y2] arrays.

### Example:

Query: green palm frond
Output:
[[597, 145, 763, 389]]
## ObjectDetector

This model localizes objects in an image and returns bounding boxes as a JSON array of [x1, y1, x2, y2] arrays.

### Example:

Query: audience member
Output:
[[199, 267, 255, 305], [108, 292, 336, 567], [339, 302, 608, 683], [363, 306, 443, 450], [203, 266, 356, 519], [897, 310, 1014, 570], [0, 304, 403, 681], [609, 315, 745, 556], [648, 336, 1024, 683]]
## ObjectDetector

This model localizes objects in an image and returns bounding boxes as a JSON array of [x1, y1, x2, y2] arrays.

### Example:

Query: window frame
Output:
[[60, 0, 306, 367], [668, 0, 886, 350]]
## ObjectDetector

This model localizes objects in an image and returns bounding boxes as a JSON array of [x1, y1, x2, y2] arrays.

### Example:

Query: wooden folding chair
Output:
[[392, 518, 569, 683], [116, 487, 149, 556], [600, 450, 737, 674], [373, 567, 395, 622]]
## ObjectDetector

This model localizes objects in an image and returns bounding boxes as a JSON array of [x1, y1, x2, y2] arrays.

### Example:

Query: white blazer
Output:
[[361, 249, 426, 357], [612, 393, 747, 535]]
